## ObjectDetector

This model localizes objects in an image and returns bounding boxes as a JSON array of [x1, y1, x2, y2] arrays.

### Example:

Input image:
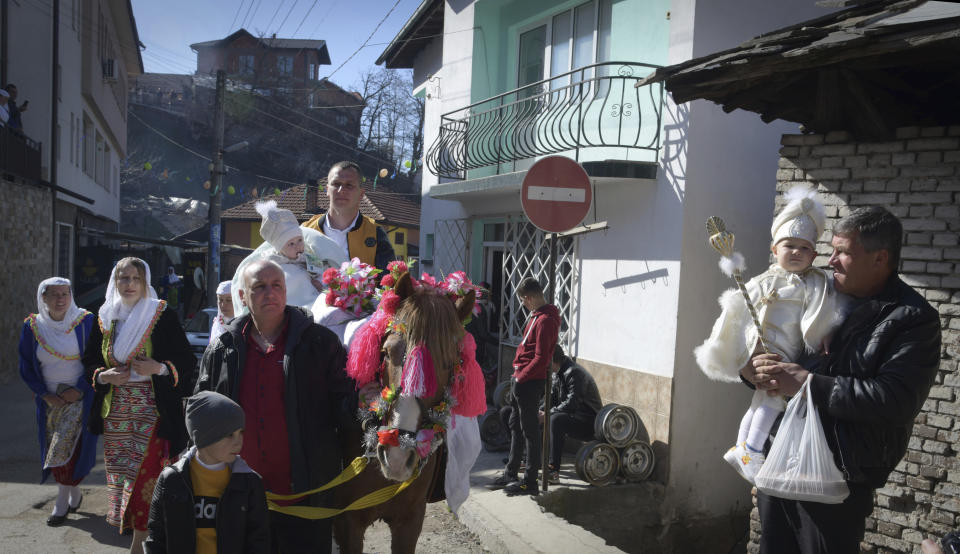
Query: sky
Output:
[[131, 0, 422, 92]]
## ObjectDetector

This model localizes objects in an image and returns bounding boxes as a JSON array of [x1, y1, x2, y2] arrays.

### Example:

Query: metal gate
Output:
[[433, 218, 470, 276], [499, 215, 579, 353]]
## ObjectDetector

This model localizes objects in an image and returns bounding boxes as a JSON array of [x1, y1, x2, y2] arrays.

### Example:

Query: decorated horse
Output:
[[332, 269, 487, 553]]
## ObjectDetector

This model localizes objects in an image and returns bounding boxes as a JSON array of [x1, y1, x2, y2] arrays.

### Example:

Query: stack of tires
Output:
[[575, 403, 656, 486]]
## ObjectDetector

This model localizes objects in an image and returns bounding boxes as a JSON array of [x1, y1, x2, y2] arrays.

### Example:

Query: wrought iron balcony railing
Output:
[[426, 61, 664, 180], [0, 125, 42, 182]]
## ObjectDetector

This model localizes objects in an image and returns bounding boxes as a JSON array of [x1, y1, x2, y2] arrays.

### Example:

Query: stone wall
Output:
[[0, 177, 53, 384], [747, 126, 960, 553]]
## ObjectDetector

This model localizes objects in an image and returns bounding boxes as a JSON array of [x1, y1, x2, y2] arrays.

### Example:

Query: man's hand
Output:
[[537, 410, 545, 424], [311, 278, 324, 293], [752, 353, 809, 397], [42, 393, 66, 408], [99, 367, 131, 386]]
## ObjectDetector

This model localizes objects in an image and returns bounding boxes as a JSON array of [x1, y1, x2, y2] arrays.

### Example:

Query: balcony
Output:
[[426, 62, 664, 180], [0, 125, 42, 182]]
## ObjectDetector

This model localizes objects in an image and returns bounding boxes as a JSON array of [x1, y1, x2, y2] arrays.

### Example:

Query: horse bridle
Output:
[[358, 320, 455, 473]]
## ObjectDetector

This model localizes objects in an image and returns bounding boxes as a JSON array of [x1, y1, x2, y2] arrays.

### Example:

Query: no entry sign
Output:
[[521, 156, 592, 233]]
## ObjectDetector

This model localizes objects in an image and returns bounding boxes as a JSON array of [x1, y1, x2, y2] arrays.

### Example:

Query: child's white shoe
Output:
[[723, 443, 750, 482], [723, 443, 763, 485], [740, 447, 765, 483]]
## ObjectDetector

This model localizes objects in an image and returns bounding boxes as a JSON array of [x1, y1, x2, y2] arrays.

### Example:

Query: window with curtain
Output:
[[519, 0, 613, 89]]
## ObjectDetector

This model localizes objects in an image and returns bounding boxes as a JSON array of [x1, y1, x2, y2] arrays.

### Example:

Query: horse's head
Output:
[[373, 273, 475, 482]]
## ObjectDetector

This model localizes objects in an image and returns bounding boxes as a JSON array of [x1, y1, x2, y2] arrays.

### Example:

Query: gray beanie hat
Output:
[[185, 391, 245, 449]]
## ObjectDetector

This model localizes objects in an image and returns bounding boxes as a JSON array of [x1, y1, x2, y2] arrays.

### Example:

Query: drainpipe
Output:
[[50, 0, 59, 274]]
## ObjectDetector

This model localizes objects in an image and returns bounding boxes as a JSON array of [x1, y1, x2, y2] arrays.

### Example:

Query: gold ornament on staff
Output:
[[705, 216, 769, 354]]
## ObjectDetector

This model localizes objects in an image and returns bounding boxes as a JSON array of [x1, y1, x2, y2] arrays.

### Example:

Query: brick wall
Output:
[[748, 126, 960, 553], [0, 178, 53, 384]]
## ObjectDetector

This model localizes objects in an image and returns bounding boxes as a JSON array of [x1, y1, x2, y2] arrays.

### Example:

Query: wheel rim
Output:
[[493, 381, 512, 409], [575, 441, 620, 486], [620, 440, 655, 481], [599, 405, 637, 447]]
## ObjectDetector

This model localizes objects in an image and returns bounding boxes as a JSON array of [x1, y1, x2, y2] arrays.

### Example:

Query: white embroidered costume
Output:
[[694, 186, 848, 482], [231, 201, 346, 315]]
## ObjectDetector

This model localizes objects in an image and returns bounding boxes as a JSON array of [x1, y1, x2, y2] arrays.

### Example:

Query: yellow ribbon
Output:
[[265, 456, 421, 520]]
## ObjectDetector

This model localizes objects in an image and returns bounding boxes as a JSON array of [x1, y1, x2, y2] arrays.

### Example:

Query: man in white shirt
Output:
[[301, 161, 395, 270]]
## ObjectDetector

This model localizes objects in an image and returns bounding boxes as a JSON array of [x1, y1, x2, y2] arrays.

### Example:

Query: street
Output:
[[0, 382, 487, 553]]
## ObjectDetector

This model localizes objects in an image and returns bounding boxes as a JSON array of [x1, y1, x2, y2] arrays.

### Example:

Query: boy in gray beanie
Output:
[[145, 391, 269, 553]]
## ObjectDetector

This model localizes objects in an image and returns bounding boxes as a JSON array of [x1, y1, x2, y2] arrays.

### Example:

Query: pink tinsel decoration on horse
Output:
[[346, 309, 390, 387], [452, 332, 486, 418], [401, 344, 438, 398]]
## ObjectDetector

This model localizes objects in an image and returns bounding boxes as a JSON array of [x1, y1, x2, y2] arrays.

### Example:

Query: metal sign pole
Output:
[[542, 232, 557, 492]]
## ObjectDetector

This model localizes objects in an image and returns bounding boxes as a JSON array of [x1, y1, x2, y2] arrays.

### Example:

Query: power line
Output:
[[240, 0, 261, 32], [264, 0, 286, 34], [309, 0, 339, 38], [229, 0, 248, 34], [129, 107, 422, 195], [318, 0, 404, 85], [290, 0, 320, 37], [275, 0, 300, 36]]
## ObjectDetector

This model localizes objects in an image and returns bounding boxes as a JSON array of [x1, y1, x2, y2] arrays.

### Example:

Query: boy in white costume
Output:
[[230, 200, 346, 315], [694, 186, 848, 483]]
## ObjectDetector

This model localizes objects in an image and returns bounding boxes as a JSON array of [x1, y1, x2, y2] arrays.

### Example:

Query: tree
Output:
[[354, 67, 425, 193]]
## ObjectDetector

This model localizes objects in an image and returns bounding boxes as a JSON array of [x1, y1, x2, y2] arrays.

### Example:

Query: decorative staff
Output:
[[704, 216, 769, 354]]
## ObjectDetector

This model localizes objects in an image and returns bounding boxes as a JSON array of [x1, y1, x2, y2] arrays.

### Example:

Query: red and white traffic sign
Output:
[[521, 156, 592, 233]]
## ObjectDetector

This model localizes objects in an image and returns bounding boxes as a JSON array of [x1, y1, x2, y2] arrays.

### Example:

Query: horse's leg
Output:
[[386, 499, 427, 554], [334, 513, 369, 554]]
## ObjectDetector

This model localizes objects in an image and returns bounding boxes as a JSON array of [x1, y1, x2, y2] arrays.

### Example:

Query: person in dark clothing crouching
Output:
[[145, 391, 269, 553], [540, 346, 603, 481]]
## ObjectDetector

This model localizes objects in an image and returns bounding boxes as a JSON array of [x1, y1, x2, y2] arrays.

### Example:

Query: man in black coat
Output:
[[744, 206, 942, 554], [540, 346, 603, 478], [195, 259, 357, 554]]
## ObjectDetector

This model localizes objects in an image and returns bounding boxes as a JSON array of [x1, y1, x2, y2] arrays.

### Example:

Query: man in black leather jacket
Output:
[[744, 206, 942, 554], [541, 346, 603, 475]]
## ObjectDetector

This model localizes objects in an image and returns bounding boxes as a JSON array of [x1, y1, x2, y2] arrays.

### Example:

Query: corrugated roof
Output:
[[221, 181, 420, 229]]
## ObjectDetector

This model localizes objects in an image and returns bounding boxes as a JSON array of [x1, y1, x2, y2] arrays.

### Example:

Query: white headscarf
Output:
[[34, 277, 88, 358], [209, 281, 232, 345], [98, 258, 163, 364]]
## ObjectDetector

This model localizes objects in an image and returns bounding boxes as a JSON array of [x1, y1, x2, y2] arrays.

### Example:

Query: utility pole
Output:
[[206, 70, 226, 307]]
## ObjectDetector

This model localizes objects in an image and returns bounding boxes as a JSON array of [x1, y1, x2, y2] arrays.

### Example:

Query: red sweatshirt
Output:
[[512, 304, 561, 383]]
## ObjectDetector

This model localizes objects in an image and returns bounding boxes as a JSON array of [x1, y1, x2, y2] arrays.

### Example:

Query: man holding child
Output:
[[744, 206, 942, 553]]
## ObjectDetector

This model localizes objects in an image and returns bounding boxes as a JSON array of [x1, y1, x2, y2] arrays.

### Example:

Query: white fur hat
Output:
[[771, 186, 826, 246], [256, 200, 301, 252]]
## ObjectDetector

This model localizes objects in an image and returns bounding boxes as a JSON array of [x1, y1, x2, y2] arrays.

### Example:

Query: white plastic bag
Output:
[[754, 374, 849, 504]]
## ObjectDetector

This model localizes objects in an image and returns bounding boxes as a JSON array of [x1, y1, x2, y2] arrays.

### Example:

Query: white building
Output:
[[378, 0, 834, 545], [2, 0, 142, 280]]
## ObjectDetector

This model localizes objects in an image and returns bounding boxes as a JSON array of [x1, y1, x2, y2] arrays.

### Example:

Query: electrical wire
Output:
[[275, 0, 300, 36], [229, 0, 248, 34], [264, 0, 286, 34], [317, 0, 403, 85], [291, 0, 320, 37], [129, 108, 422, 195]]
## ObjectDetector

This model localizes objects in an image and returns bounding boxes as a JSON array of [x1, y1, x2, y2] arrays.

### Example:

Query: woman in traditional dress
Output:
[[18, 277, 98, 526], [82, 257, 194, 554]]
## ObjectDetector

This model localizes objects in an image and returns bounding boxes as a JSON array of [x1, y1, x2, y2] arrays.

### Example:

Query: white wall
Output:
[[418, 1, 476, 266], [664, 0, 835, 521], [55, 0, 121, 224]]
